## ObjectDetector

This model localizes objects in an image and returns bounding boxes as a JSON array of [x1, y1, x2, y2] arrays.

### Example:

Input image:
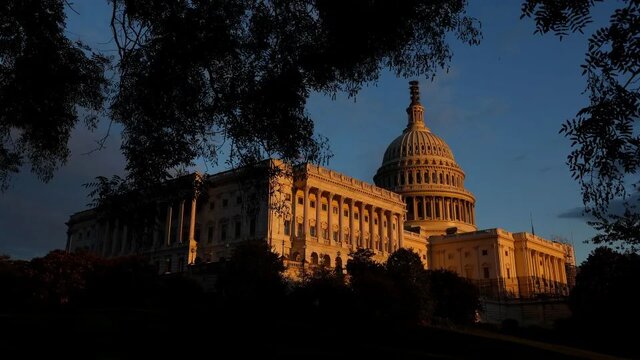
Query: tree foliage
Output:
[[522, 0, 640, 251], [1, 0, 480, 190], [216, 240, 286, 303], [0, 0, 109, 191], [427, 269, 479, 325], [565, 246, 640, 353]]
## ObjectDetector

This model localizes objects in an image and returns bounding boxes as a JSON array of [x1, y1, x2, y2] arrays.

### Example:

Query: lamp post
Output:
[[282, 239, 285, 258]]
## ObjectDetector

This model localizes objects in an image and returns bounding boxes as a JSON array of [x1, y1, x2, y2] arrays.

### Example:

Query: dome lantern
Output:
[[405, 80, 427, 132]]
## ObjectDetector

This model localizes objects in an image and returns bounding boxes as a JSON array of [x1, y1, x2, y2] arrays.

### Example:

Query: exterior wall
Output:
[[196, 169, 270, 263], [513, 232, 570, 298], [429, 229, 519, 298], [429, 229, 573, 299], [66, 163, 415, 275], [280, 163, 410, 274], [67, 174, 203, 274], [403, 229, 428, 266]]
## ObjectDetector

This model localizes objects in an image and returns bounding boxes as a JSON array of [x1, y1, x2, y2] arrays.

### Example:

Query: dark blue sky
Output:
[[0, 1, 615, 263]]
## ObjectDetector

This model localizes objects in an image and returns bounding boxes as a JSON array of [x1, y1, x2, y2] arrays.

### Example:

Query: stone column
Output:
[[560, 258, 567, 283], [291, 187, 297, 240], [358, 202, 365, 247], [348, 199, 354, 249], [442, 198, 447, 220], [165, 205, 173, 245], [338, 196, 344, 243], [452, 199, 456, 220], [369, 205, 375, 249], [422, 196, 428, 220], [465, 202, 470, 223], [471, 205, 475, 224], [327, 192, 333, 244], [188, 195, 198, 264], [316, 188, 322, 240], [397, 213, 404, 249], [178, 200, 185, 243], [430, 197, 435, 220], [412, 197, 418, 221], [303, 186, 310, 236], [387, 211, 393, 252], [449, 198, 455, 220], [377, 208, 384, 251]]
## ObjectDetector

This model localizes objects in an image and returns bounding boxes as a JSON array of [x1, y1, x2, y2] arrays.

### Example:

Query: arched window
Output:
[[322, 254, 331, 267], [446, 174, 450, 185], [310, 252, 319, 265], [439, 173, 443, 184], [408, 171, 413, 184], [432, 172, 437, 183], [416, 171, 421, 183], [400, 173, 406, 185], [424, 172, 429, 183]]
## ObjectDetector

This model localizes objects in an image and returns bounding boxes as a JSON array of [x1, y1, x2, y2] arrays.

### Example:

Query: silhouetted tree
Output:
[[570, 246, 640, 327], [522, 0, 640, 251], [428, 269, 480, 325], [216, 240, 286, 304], [290, 267, 352, 325], [0, 255, 32, 309], [0, 0, 109, 191], [386, 248, 432, 325], [83, 255, 167, 307], [560, 246, 640, 356], [1, 0, 481, 190], [28, 250, 103, 307], [346, 248, 398, 323], [107, 0, 481, 185]]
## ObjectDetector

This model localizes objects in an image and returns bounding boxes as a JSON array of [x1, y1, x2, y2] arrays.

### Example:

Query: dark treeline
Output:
[[0, 244, 480, 357], [1, 244, 638, 357]]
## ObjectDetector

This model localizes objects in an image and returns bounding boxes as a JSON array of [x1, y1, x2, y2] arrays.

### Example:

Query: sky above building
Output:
[[0, 1, 615, 263]]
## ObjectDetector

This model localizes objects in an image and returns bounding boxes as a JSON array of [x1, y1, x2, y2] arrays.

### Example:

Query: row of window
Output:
[[205, 218, 256, 243], [283, 219, 395, 242], [380, 170, 464, 188], [294, 197, 393, 224], [390, 144, 449, 157], [208, 196, 243, 210]]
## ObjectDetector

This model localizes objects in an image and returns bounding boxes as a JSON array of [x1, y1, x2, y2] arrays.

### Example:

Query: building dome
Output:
[[382, 127, 455, 165], [374, 81, 477, 236]]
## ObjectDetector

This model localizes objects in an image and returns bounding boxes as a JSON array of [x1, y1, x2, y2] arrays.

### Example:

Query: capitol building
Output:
[[67, 81, 575, 300]]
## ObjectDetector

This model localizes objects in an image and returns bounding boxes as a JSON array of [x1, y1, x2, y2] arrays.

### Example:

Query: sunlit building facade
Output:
[[67, 82, 575, 299]]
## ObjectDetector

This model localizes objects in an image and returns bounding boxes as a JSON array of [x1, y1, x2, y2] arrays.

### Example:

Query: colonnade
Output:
[[291, 186, 404, 253], [100, 196, 198, 262], [406, 195, 474, 224], [525, 249, 568, 294]]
